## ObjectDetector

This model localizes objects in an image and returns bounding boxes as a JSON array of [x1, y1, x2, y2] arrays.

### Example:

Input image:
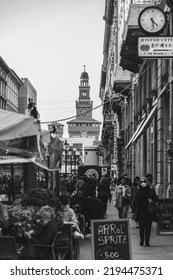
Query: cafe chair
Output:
[[80, 214, 86, 238], [74, 204, 86, 238], [54, 224, 74, 260], [0, 236, 17, 260], [26, 230, 62, 260], [73, 233, 80, 259]]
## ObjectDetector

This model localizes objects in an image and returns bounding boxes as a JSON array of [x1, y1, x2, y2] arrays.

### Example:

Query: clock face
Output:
[[138, 6, 166, 35], [84, 168, 99, 179], [81, 108, 88, 115]]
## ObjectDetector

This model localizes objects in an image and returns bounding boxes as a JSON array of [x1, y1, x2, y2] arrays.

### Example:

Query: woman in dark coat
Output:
[[133, 177, 158, 247], [97, 176, 112, 215], [130, 176, 140, 209]]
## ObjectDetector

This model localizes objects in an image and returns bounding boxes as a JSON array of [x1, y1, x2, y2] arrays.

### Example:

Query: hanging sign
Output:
[[138, 37, 173, 58], [111, 164, 117, 171], [105, 114, 114, 123], [101, 167, 107, 176]]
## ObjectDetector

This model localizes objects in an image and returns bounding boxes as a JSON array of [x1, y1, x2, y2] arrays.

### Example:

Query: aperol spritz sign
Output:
[[138, 37, 173, 58], [91, 219, 131, 260]]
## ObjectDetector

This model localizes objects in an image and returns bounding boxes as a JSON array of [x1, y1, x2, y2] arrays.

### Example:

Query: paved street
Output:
[[77, 191, 173, 260]]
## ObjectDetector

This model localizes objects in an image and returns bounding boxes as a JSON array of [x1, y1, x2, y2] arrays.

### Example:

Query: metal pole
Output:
[[167, 10, 173, 198], [71, 152, 73, 174], [74, 154, 76, 176], [170, 12, 173, 140], [65, 149, 67, 175]]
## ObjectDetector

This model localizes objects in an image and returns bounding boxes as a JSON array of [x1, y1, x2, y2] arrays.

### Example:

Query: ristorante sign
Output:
[[138, 37, 173, 58]]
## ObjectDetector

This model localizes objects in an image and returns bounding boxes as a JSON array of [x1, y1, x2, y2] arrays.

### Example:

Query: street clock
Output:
[[138, 6, 166, 35]]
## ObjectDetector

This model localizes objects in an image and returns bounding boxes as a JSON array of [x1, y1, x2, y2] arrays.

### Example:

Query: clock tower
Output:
[[67, 66, 101, 140], [76, 65, 92, 120]]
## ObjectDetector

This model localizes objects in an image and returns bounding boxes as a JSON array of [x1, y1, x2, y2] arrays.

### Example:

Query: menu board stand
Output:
[[91, 219, 131, 260], [156, 199, 173, 235]]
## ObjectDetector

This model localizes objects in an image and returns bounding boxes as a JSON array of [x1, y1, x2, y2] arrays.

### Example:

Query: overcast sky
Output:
[[0, 0, 105, 137]]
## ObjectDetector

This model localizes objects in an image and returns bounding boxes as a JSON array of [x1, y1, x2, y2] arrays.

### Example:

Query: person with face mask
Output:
[[133, 177, 158, 247]]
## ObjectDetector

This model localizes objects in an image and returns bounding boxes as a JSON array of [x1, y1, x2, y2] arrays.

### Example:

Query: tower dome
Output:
[[80, 65, 89, 79]]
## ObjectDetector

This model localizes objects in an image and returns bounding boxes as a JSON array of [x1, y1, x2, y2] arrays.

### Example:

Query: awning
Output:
[[125, 116, 146, 149], [132, 103, 158, 143], [0, 109, 41, 140], [0, 109, 63, 171], [0, 132, 63, 171]]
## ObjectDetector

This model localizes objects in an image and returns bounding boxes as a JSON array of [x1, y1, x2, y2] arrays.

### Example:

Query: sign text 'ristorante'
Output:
[[138, 37, 173, 58]]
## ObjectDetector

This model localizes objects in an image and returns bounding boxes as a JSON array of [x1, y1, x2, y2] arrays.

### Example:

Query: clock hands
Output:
[[150, 17, 158, 29]]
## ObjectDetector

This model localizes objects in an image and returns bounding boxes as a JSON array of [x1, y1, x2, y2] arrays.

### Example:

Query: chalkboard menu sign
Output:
[[91, 219, 131, 260], [157, 199, 173, 234]]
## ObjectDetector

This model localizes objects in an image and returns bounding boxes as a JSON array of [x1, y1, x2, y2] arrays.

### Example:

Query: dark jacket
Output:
[[133, 186, 158, 224], [82, 197, 105, 220], [31, 220, 59, 245], [22, 219, 60, 259], [97, 178, 111, 199], [85, 177, 96, 197], [70, 194, 86, 213]]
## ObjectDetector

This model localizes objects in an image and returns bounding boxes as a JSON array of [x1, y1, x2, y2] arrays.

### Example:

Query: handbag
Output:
[[122, 196, 130, 205], [113, 198, 117, 207], [147, 202, 159, 215]]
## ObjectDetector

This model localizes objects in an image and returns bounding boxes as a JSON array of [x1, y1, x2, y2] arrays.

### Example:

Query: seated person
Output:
[[59, 195, 84, 240], [21, 205, 62, 259], [70, 188, 86, 234], [70, 187, 86, 210]]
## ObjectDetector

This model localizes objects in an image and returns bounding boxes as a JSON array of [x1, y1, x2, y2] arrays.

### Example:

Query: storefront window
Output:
[[0, 164, 23, 203]]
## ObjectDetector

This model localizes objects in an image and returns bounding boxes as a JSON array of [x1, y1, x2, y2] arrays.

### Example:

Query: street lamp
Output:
[[68, 147, 73, 174], [74, 149, 81, 176], [71, 148, 78, 175], [64, 140, 69, 175], [62, 141, 82, 176]]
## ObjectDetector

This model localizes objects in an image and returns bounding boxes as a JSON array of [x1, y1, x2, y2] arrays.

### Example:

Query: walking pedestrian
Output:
[[123, 172, 132, 188], [59, 174, 67, 195], [75, 176, 85, 193], [131, 176, 140, 209], [133, 176, 158, 247], [131, 176, 140, 228], [85, 176, 96, 198], [146, 174, 155, 189], [97, 176, 112, 215], [114, 176, 131, 219]]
